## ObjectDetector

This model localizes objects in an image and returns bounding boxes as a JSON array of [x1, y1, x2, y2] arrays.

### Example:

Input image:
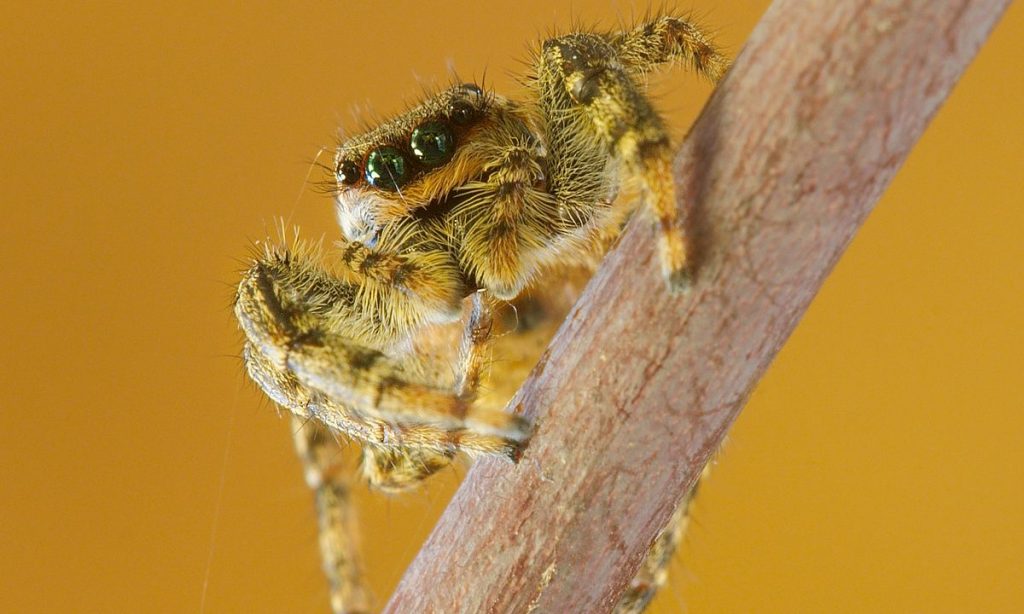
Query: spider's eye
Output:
[[364, 146, 408, 191], [459, 83, 483, 98], [410, 121, 455, 167], [337, 160, 360, 186], [448, 100, 476, 125]]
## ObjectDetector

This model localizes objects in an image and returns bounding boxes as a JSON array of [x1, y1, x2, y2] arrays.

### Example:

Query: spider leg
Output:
[[358, 444, 455, 494], [236, 243, 528, 450], [608, 15, 730, 81], [291, 416, 371, 614], [453, 291, 533, 440], [454, 293, 491, 396], [612, 466, 708, 614], [337, 238, 463, 318], [538, 15, 728, 292]]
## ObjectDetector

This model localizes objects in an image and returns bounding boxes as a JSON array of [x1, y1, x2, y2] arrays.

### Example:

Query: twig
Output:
[[385, 1, 1011, 611]]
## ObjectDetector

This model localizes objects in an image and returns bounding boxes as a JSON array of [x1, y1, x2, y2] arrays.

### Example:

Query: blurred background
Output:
[[1, 2, 1021, 612]]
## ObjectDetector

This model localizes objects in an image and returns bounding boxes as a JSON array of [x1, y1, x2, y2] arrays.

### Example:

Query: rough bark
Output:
[[386, 0, 1011, 611]]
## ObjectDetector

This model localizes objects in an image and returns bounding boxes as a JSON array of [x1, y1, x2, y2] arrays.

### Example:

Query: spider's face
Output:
[[331, 83, 497, 245]]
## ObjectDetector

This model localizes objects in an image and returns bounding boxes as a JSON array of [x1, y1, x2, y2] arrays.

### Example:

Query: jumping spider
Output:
[[235, 14, 727, 613]]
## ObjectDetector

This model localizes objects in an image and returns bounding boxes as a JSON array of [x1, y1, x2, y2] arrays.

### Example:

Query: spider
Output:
[[234, 14, 727, 613]]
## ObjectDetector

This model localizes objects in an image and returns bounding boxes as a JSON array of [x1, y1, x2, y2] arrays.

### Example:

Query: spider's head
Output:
[[331, 82, 499, 245]]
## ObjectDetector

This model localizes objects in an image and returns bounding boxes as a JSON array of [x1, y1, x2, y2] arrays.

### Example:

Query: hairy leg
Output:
[[609, 15, 729, 81], [612, 466, 708, 613], [236, 242, 528, 451], [337, 238, 464, 318], [538, 15, 728, 292], [236, 239, 461, 355], [454, 292, 492, 401], [291, 416, 371, 614], [611, 15, 730, 290]]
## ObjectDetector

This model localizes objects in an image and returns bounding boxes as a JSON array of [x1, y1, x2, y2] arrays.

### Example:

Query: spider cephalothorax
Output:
[[236, 14, 727, 613]]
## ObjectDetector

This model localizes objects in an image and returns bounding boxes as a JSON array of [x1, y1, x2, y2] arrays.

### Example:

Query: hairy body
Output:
[[235, 14, 727, 613]]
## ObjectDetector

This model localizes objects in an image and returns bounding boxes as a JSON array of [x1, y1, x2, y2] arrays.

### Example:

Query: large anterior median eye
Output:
[[364, 146, 408, 191], [410, 121, 454, 167]]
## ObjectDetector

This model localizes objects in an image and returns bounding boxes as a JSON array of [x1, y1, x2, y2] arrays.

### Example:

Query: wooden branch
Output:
[[386, 1, 1010, 611]]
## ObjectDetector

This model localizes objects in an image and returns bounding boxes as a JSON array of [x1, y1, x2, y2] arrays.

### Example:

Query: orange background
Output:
[[1, 2, 1021, 612]]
